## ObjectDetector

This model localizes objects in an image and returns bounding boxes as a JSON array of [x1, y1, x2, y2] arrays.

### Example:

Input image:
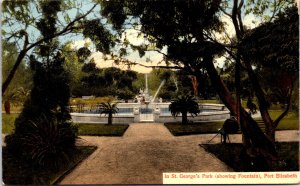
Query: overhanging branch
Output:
[[2, 4, 98, 94]]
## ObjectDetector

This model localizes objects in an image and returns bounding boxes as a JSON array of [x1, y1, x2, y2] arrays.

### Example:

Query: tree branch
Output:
[[273, 84, 294, 128], [119, 59, 184, 70], [2, 4, 98, 94], [237, 0, 244, 34], [220, 6, 232, 17]]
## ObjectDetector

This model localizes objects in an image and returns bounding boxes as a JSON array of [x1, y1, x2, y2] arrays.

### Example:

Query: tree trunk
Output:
[[4, 100, 11, 114], [190, 75, 199, 97], [108, 113, 113, 125], [235, 49, 241, 124], [204, 55, 278, 169], [243, 59, 275, 140], [182, 112, 188, 124], [2, 51, 27, 94]]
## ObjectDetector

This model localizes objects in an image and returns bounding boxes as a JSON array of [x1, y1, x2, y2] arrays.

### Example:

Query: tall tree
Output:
[[1, 0, 99, 94], [240, 6, 299, 135], [98, 0, 297, 169], [5, 1, 77, 169], [2, 41, 32, 113], [219, 0, 297, 141]]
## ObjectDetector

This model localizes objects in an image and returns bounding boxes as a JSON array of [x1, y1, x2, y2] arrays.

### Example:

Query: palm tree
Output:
[[99, 102, 119, 125], [169, 95, 200, 124]]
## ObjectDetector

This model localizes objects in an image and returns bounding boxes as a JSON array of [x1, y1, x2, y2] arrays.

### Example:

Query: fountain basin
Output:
[[71, 103, 230, 124]]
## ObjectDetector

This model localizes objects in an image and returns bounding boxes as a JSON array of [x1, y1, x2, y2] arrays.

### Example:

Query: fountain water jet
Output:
[[70, 73, 232, 124], [151, 80, 165, 102]]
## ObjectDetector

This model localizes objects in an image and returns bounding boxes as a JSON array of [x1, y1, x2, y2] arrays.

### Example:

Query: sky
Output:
[[69, 3, 260, 73], [3, 1, 266, 74], [71, 29, 168, 73]]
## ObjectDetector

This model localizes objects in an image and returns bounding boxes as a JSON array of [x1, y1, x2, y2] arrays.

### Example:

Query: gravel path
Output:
[[60, 124, 233, 184], [1, 124, 298, 184], [60, 124, 299, 184]]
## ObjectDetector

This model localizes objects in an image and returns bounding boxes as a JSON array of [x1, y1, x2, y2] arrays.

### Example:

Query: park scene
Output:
[[2, 0, 299, 185]]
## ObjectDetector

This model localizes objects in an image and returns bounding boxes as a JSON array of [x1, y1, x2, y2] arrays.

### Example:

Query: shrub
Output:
[[5, 115, 78, 169]]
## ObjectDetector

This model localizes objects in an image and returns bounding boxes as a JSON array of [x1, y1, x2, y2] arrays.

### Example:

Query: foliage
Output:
[[70, 96, 113, 106], [169, 95, 200, 124], [77, 64, 138, 97], [1, 0, 100, 94], [2, 41, 32, 106], [244, 0, 295, 22], [61, 42, 85, 96], [82, 19, 116, 54], [99, 102, 119, 125], [117, 88, 135, 102], [99, 0, 225, 76], [241, 6, 299, 107], [7, 115, 77, 168], [15, 52, 72, 126], [3, 146, 97, 185], [147, 69, 182, 100], [4, 1, 77, 172]]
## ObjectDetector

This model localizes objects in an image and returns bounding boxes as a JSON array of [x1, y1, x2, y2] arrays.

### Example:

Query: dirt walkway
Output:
[[60, 124, 233, 184]]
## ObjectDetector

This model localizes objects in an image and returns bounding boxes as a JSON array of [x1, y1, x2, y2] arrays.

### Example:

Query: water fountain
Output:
[[70, 73, 231, 124], [151, 80, 165, 103]]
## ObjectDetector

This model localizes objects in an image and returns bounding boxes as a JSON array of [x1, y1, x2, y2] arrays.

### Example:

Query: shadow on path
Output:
[[60, 124, 232, 184]]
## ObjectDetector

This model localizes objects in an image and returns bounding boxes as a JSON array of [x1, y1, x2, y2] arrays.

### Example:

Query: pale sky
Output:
[[71, 12, 260, 73]]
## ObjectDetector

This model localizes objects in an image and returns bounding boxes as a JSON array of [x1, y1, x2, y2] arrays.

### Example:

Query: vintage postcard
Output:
[[2, 0, 299, 185]]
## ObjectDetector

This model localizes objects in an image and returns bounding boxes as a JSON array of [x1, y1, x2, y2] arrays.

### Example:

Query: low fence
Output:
[[70, 103, 230, 124], [71, 113, 135, 124], [155, 111, 230, 123]]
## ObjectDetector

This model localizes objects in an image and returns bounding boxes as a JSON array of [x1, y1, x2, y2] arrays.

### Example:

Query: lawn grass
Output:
[[2, 109, 297, 136], [164, 109, 298, 136], [2, 114, 129, 136], [3, 146, 97, 185], [268, 110, 299, 130], [201, 142, 299, 171], [78, 124, 129, 136], [164, 122, 224, 136], [198, 99, 223, 104], [2, 113, 18, 134], [2, 105, 23, 113]]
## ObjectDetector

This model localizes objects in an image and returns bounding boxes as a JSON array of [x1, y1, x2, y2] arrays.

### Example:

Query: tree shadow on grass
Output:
[[3, 146, 97, 185], [200, 142, 299, 172]]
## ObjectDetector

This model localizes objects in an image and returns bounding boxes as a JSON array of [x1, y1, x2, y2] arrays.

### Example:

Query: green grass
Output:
[[2, 113, 18, 134], [268, 110, 299, 130], [164, 109, 298, 136], [78, 124, 129, 136], [2, 109, 298, 136], [164, 122, 224, 136], [201, 142, 299, 171], [2, 105, 23, 113], [2, 114, 129, 136], [3, 146, 97, 185], [198, 99, 223, 104]]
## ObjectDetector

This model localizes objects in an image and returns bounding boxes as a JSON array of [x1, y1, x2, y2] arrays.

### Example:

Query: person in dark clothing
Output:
[[222, 116, 239, 143]]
